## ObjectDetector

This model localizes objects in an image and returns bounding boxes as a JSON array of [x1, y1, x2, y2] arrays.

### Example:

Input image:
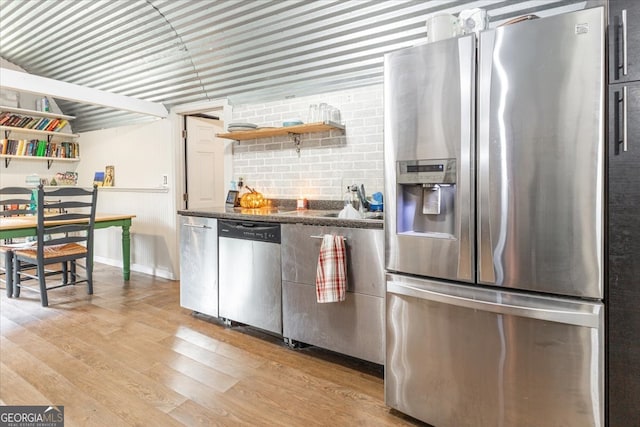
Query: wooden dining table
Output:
[[0, 214, 136, 280]]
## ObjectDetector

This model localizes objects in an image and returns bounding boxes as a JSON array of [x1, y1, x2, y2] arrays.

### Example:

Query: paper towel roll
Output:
[[426, 13, 459, 43]]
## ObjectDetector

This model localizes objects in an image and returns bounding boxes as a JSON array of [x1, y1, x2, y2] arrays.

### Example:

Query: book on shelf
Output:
[[31, 118, 44, 129], [0, 112, 72, 133], [17, 117, 30, 128], [10, 116, 23, 127], [0, 138, 78, 159], [36, 118, 51, 130], [55, 119, 68, 131], [45, 119, 59, 132], [2, 115, 14, 126], [5, 115, 19, 127], [37, 140, 46, 156], [23, 117, 37, 129], [8, 116, 21, 127], [31, 118, 43, 129]]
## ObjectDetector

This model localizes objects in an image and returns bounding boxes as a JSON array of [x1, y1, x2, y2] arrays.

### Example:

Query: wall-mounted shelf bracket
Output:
[[2, 157, 54, 169], [2, 129, 53, 144], [289, 132, 302, 156]]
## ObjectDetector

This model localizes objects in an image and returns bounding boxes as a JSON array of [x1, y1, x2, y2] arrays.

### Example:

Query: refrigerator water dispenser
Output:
[[396, 159, 456, 237], [422, 184, 441, 215]]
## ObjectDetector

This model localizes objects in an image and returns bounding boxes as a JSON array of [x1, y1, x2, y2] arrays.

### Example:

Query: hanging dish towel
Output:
[[315, 234, 347, 303]]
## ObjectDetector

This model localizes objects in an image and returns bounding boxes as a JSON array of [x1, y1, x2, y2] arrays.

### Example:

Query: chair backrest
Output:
[[0, 187, 36, 218], [35, 185, 98, 254]]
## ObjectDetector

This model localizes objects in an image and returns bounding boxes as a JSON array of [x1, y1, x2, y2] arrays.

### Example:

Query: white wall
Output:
[[231, 84, 384, 201], [76, 119, 178, 279]]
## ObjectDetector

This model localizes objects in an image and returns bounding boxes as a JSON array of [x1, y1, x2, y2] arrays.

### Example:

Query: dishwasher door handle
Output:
[[310, 235, 347, 240], [183, 224, 212, 229]]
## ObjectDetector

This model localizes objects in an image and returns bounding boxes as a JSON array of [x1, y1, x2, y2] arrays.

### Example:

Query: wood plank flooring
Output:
[[0, 264, 424, 426]]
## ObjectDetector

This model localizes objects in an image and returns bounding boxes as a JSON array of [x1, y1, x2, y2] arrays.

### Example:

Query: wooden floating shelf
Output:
[[216, 121, 345, 141], [1, 154, 79, 169], [1, 125, 79, 139], [0, 105, 76, 121], [0, 154, 79, 161]]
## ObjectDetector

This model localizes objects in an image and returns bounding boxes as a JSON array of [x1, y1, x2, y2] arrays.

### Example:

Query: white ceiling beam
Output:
[[0, 68, 168, 118]]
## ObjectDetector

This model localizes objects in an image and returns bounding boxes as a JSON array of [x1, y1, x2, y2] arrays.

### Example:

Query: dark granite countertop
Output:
[[177, 206, 383, 230]]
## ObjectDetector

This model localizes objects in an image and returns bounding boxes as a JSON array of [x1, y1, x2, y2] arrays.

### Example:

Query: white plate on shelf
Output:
[[228, 122, 257, 129], [228, 126, 257, 132]]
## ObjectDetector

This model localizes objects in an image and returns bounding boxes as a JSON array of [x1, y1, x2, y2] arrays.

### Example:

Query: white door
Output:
[[186, 116, 225, 209]]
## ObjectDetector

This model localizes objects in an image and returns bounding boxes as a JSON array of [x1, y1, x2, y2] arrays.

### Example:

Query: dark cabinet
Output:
[[609, 0, 640, 83], [607, 81, 640, 427], [608, 4, 640, 425]]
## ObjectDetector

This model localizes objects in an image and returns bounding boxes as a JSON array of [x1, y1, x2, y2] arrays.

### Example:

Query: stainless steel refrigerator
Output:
[[384, 8, 605, 427]]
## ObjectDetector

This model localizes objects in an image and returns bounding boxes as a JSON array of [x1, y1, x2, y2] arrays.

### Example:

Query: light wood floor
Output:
[[0, 264, 424, 426]]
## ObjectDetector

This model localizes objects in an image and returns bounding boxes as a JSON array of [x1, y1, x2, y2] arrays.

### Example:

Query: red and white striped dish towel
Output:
[[315, 234, 347, 303]]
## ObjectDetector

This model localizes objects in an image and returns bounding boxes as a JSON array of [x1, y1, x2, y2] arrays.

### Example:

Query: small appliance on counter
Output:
[[225, 190, 240, 207]]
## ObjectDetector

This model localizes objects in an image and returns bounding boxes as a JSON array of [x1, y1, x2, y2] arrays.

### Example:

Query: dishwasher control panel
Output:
[[218, 220, 281, 244]]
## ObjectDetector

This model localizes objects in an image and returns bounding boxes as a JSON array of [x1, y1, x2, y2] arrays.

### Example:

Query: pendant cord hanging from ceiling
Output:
[[144, 0, 209, 103]]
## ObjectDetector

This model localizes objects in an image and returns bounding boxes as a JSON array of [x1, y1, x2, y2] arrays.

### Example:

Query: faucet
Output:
[[352, 184, 369, 212]]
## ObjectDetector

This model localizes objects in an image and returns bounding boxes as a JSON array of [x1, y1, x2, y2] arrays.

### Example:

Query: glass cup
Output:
[[308, 104, 318, 123], [318, 103, 328, 122], [330, 107, 341, 124]]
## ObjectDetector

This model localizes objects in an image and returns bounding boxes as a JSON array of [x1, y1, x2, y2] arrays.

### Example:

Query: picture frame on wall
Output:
[[103, 165, 114, 187], [93, 171, 104, 187]]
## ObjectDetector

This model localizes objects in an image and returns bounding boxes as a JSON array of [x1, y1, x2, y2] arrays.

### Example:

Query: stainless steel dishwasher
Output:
[[218, 219, 282, 335]]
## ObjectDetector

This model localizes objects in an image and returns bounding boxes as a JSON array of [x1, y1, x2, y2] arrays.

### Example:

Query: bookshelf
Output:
[[0, 105, 80, 168]]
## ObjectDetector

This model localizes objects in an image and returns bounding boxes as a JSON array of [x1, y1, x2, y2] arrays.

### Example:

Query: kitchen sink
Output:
[[364, 212, 384, 220], [319, 211, 383, 220], [277, 209, 383, 220]]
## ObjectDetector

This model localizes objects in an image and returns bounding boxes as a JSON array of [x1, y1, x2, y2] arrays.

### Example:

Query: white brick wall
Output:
[[231, 84, 384, 201]]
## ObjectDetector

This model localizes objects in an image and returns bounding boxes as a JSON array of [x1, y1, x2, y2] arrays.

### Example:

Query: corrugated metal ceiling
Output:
[[0, 0, 588, 132]]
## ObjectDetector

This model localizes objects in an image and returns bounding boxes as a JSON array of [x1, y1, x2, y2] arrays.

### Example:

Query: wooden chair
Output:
[[0, 187, 36, 298], [13, 185, 98, 307]]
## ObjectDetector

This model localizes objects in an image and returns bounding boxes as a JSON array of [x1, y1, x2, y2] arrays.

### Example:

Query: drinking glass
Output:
[[308, 104, 318, 123], [318, 103, 328, 122], [330, 107, 341, 124]]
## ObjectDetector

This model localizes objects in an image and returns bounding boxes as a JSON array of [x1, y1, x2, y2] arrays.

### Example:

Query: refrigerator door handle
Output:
[[476, 29, 497, 285], [623, 86, 628, 152], [622, 9, 628, 76], [387, 280, 601, 329]]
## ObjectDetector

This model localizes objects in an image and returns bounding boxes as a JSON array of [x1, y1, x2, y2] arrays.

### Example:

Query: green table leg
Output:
[[122, 224, 131, 281]]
